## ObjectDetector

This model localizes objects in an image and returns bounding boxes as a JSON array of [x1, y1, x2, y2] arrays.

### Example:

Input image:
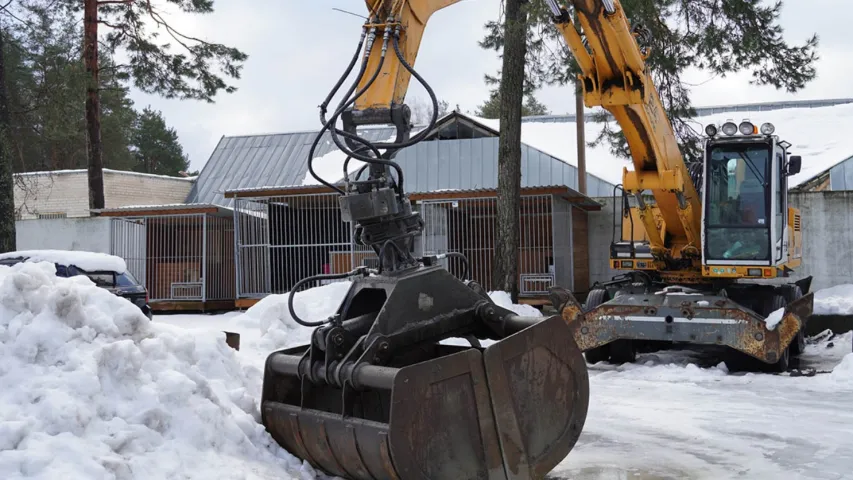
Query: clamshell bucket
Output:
[[261, 268, 589, 480]]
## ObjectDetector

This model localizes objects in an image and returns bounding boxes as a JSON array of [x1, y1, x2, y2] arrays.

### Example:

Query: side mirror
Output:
[[787, 155, 802, 176]]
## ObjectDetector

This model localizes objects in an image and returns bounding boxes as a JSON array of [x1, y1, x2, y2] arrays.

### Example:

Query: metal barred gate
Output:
[[417, 195, 573, 295]]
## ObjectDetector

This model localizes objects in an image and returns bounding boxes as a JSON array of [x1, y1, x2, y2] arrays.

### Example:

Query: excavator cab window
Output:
[[705, 143, 772, 262]]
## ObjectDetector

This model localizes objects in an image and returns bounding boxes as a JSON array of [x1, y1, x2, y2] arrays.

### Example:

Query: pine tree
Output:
[[492, 0, 529, 303], [131, 106, 190, 176], [480, 0, 818, 162], [45, 0, 248, 209], [475, 89, 550, 119], [0, 27, 15, 253]]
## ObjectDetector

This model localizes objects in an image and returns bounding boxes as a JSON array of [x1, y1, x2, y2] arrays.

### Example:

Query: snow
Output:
[[6, 261, 853, 480], [471, 115, 626, 186], [302, 133, 396, 186], [764, 283, 853, 330], [813, 284, 853, 316], [15, 168, 195, 182], [0, 261, 314, 479], [0, 250, 127, 273], [471, 102, 853, 188], [764, 308, 785, 330]]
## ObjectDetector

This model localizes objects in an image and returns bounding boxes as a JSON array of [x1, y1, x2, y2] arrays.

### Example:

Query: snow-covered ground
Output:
[[2, 262, 852, 479]]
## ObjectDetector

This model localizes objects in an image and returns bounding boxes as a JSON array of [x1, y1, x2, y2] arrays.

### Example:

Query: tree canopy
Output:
[[479, 0, 819, 161], [1, 5, 191, 175]]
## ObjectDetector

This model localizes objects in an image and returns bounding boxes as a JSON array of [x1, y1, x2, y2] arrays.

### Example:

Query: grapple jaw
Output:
[[261, 266, 589, 479]]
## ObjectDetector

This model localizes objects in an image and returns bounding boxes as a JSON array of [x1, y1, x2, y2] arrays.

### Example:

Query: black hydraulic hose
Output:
[[445, 252, 471, 281], [319, 28, 367, 124], [287, 268, 366, 327], [326, 27, 391, 159], [308, 25, 385, 192]]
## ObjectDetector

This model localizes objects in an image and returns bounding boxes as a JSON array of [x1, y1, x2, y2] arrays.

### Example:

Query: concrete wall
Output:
[[15, 217, 113, 253], [14, 169, 194, 219], [789, 191, 853, 291], [587, 197, 620, 288], [583, 191, 853, 294]]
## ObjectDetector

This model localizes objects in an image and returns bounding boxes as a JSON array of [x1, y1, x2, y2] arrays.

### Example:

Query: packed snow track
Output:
[[2, 262, 851, 480]]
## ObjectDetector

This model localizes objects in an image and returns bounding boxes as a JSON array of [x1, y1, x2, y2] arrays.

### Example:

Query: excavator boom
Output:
[[551, 0, 702, 266]]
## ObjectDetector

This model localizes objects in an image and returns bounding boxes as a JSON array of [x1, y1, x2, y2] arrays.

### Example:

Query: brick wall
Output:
[[14, 169, 194, 220]]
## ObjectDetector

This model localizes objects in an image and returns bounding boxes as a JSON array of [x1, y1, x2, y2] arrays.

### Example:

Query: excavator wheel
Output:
[[785, 286, 806, 355], [724, 292, 791, 373], [582, 289, 611, 365]]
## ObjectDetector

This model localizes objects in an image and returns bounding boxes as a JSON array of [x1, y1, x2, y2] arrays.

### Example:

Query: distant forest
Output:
[[2, 8, 191, 177]]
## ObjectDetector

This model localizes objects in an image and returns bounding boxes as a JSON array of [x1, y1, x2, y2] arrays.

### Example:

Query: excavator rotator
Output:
[[260, 2, 590, 478]]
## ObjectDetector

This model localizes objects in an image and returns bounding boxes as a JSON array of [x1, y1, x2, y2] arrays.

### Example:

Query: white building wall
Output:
[[15, 217, 113, 253], [14, 169, 194, 219]]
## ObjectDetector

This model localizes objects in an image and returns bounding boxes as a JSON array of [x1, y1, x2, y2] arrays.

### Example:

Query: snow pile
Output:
[[831, 354, 853, 384], [0, 250, 127, 273], [241, 281, 354, 350], [762, 283, 853, 330], [0, 262, 309, 479], [488, 291, 544, 317], [813, 284, 853, 316], [242, 283, 544, 354]]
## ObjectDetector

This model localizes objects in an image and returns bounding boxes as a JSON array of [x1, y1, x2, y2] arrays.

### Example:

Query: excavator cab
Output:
[[701, 120, 803, 273]]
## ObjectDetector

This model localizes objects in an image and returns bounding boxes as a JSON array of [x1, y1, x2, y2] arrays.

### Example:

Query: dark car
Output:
[[0, 251, 153, 320]]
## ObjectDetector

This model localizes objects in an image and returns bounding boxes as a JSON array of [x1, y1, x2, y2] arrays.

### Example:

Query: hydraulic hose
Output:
[[319, 28, 442, 187], [444, 252, 471, 281], [287, 268, 367, 327]]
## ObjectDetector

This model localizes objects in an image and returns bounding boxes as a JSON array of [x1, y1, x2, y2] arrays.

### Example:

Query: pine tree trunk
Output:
[[84, 0, 105, 210], [493, 0, 528, 303], [0, 29, 16, 253]]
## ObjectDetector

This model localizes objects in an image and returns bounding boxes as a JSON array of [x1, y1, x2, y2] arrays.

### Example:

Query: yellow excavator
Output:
[[260, 0, 814, 478], [545, 0, 814, 374]]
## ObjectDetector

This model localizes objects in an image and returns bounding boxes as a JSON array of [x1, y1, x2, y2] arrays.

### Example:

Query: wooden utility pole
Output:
[[0, 27, 16, 253], [84, 0, 105, 210], [576, 83, 586, 195]]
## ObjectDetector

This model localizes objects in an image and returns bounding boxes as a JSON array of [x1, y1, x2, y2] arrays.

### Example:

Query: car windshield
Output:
[[706, 144, 769, 227], [705, 142, 771, 262]]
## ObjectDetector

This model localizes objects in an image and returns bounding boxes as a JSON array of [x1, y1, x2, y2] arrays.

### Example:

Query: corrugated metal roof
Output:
[[186, 128, 395, 208], [190, 112, 618, 208], [390, 137, 614, 198], [830, 155, 853, 191]]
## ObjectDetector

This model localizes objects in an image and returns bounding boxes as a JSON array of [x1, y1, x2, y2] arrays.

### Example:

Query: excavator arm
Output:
[[548, 0, 703, 269], [260, 2, 591, 479], [357, 0, 461, 111]]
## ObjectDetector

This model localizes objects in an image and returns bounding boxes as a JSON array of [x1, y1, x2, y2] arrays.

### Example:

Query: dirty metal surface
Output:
[[563, 292, 815, 364], [483, 314, 589, 479], [261, 319, 589, 479]]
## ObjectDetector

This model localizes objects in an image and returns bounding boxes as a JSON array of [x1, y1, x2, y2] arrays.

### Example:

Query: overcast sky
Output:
[[126, 0, 853, 172]]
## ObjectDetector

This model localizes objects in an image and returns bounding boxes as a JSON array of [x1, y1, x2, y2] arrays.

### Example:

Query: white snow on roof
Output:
[[302, 133, 397, 186], [0, 250, 127, 273], [14, 168, 196, 182], [472, 102, 853, 188]]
